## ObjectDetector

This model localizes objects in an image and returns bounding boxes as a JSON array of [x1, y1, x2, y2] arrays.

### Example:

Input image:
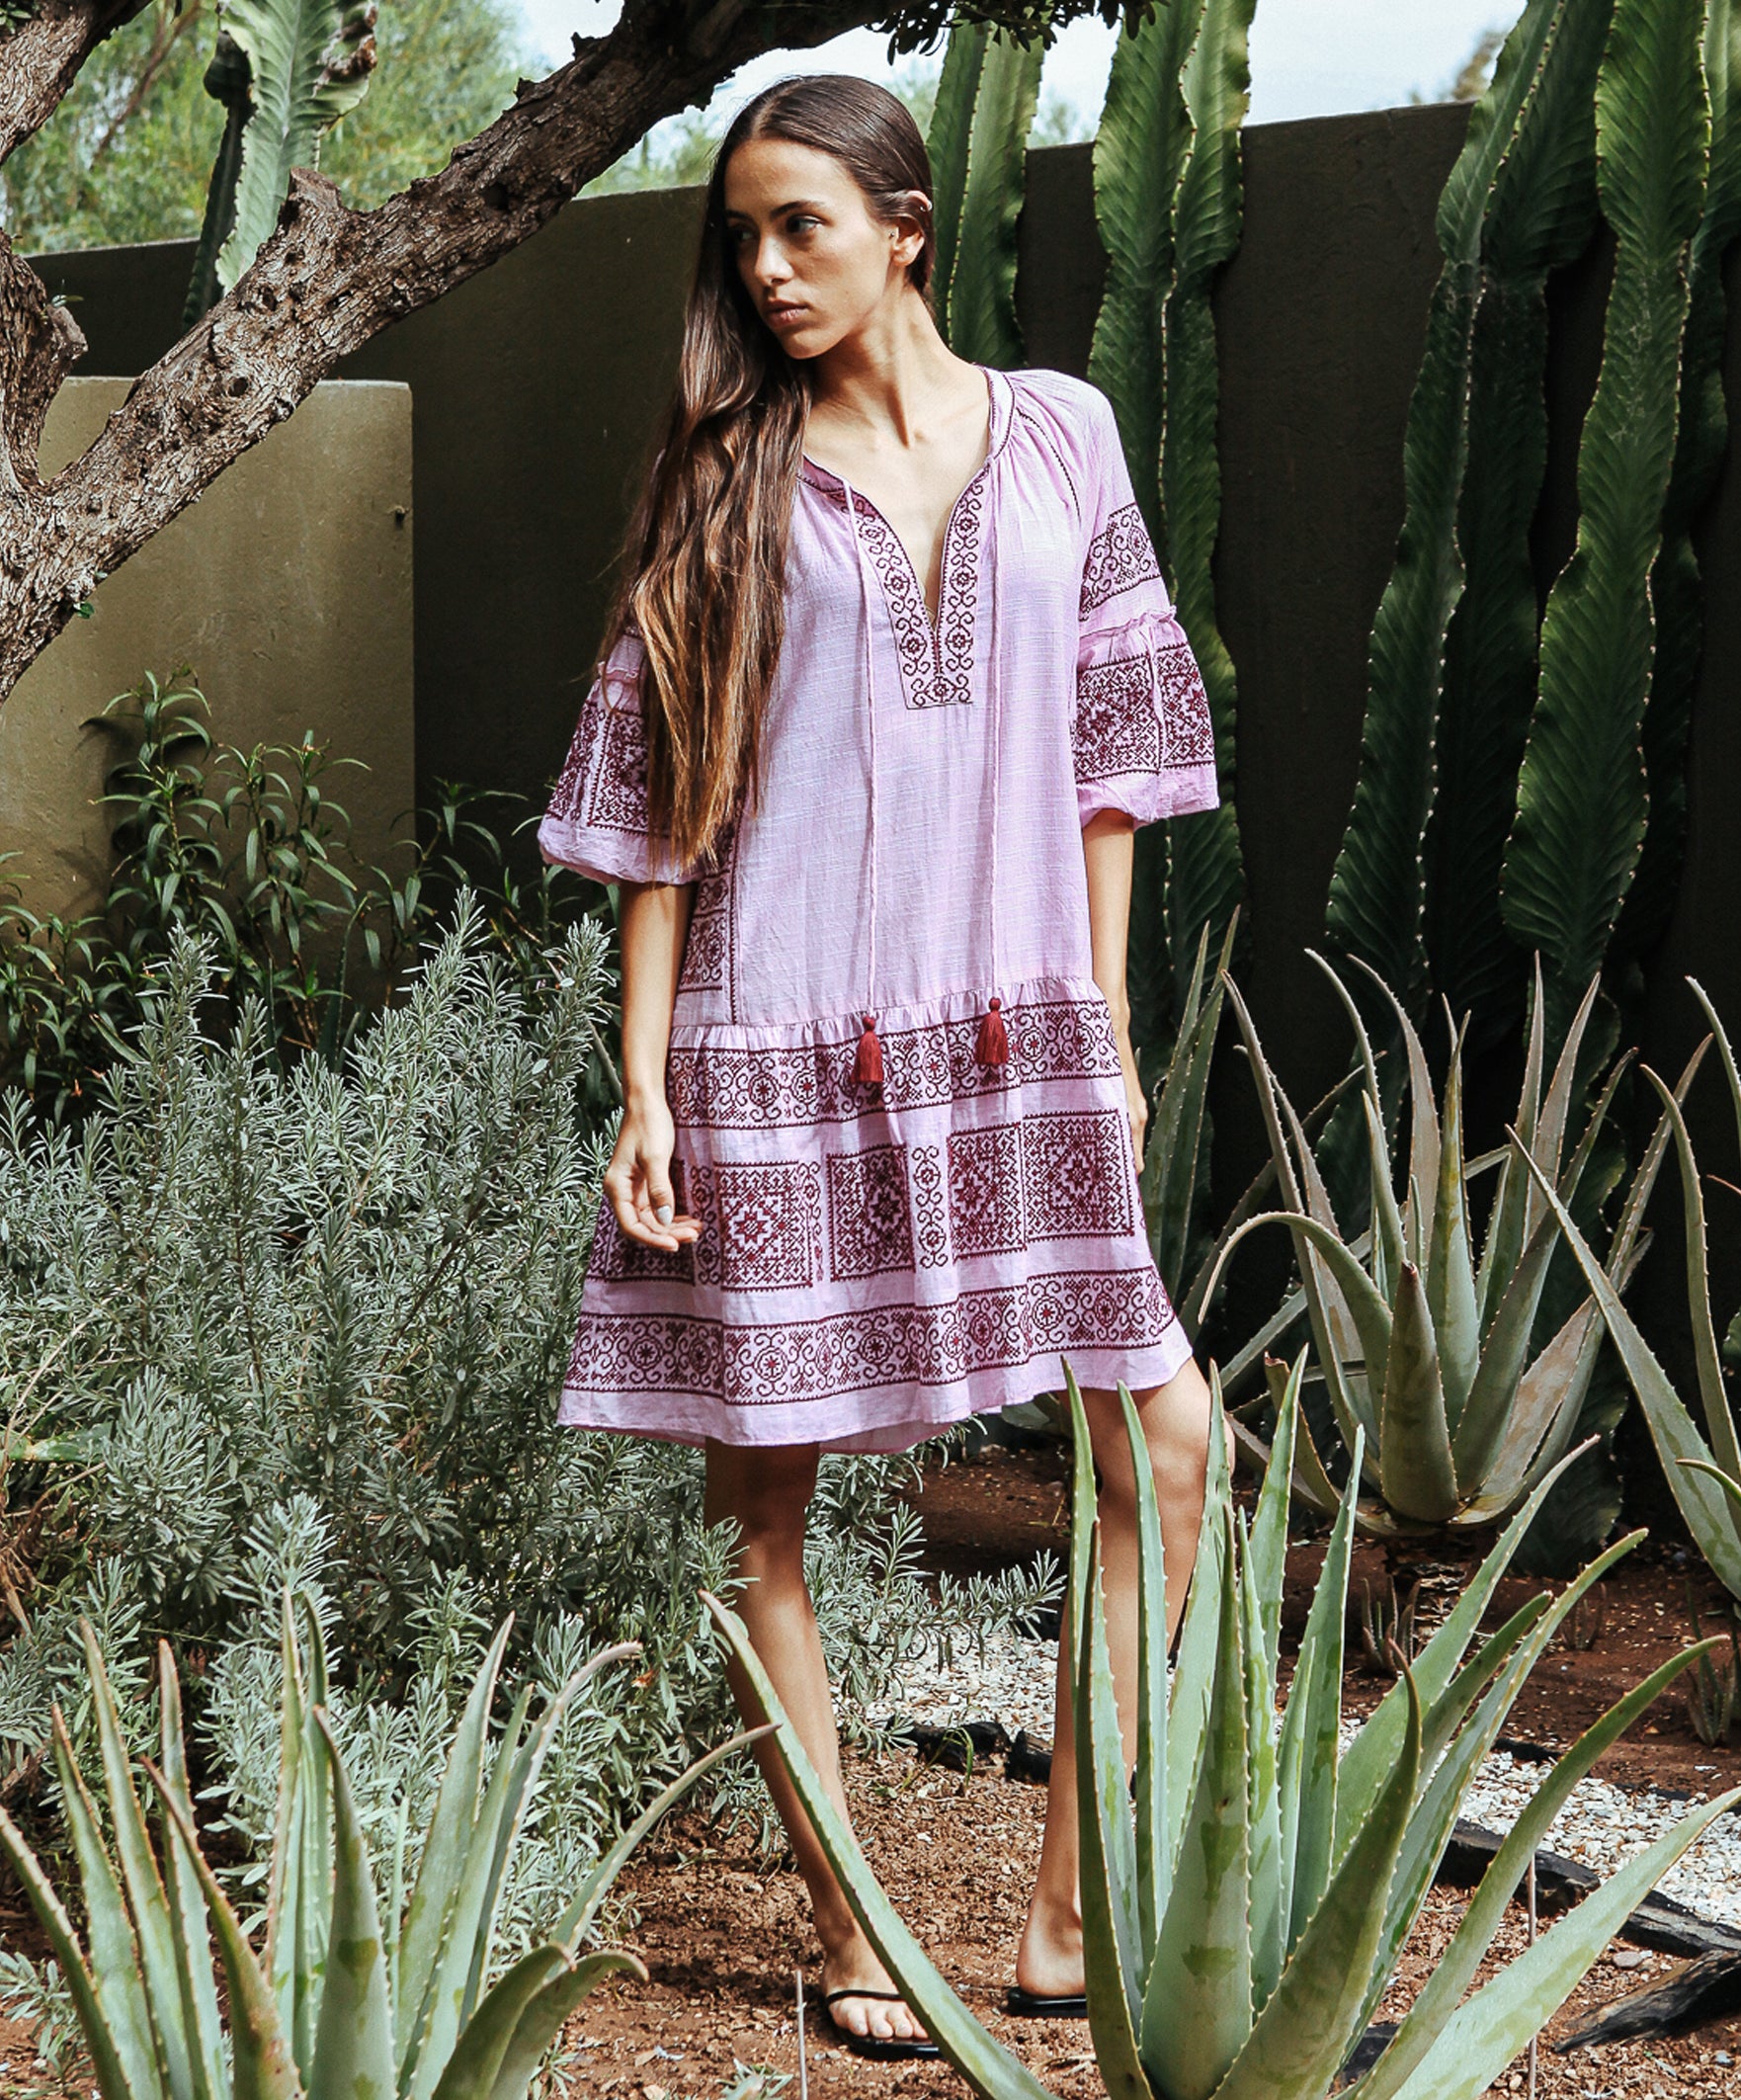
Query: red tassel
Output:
[[852, 1012, 883, 1085], [975, 996, 1009, 1068]]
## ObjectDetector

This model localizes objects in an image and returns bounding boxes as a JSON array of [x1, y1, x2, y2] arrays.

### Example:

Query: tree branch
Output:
[[0, 2, 153, 168]]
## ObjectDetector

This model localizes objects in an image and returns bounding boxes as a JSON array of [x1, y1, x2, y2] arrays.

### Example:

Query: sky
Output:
[[515, 2, 1525, 133]]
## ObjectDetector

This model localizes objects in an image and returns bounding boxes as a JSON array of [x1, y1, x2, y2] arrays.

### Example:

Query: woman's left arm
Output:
[[1082, 809, 1146, 1169]]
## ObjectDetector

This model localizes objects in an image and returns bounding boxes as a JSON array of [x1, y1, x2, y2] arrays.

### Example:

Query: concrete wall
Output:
[[0, 378, 414, 924]]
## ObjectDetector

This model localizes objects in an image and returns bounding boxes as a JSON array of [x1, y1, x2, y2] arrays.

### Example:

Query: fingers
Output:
[[605, 1140, 703, 1251]]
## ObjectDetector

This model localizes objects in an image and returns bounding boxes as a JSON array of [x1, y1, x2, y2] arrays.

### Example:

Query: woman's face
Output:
[[721, 136, 923, 359]]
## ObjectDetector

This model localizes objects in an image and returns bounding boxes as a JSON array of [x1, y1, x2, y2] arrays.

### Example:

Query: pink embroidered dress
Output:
[[539, 365, 1219, 1453]]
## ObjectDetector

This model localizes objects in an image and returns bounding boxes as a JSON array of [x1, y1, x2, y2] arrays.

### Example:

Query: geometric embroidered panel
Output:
[[1156, 640, 1214, 767], [826, 1143, 915, 1280], [1073, 655, 1163, 783], [1023, 1108, 1136, 1240], [587, 692, 652, 832], [946, 1124, 1026, 1259], [715, 1159, 822, 1291], [565, 1266, 1176, 1403], [1079, 502, 1162, 617]]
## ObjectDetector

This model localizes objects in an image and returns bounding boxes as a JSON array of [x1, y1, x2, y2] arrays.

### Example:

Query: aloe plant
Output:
[[0, 1597, 757, 2100], [1501, 0, 1710, 1038], [927, 18, 1044, 366], [1327, 0, 1611, 1015], [707, 1359, 1735, 2100], [1515, 975, 1741, 1599], [1209, 955, 1685, 1535]]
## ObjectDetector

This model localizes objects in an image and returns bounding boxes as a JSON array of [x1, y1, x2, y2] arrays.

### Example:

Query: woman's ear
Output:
[[891, 190, 931, 266]]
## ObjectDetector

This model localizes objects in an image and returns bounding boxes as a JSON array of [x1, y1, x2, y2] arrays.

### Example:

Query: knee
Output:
[[705, 1445, 815, 1569], [1084, 1361, 1220, 1507]]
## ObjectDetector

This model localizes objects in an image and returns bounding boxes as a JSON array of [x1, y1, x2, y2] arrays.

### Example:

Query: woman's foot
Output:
[[820, 1936, 933, 2048], [1014, 1892, 1085, 2001]]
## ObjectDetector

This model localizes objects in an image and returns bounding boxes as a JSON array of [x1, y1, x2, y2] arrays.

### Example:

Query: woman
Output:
[[539, 73, 1221, 2060]]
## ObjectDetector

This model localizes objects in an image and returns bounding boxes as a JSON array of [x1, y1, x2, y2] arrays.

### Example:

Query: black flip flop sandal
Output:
[[822, 1988, 942, 2060], [1005, 1985, 1089, 2019]]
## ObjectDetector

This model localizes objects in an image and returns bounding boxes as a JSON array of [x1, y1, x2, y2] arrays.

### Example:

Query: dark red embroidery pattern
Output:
[[909, 1143, 950, 1269], [565, 1267, 1176, 1404], [676, 814, 739, 1005], [826, 1144, 915, 1280], [947, 1126, 1026, 1259], [1157, 641, 1215, 767], [584, 688, 651, 832], [588, 1159, 700, 1284], [714, 1160, 822, 1291], [1074, 656, 1162, 782], [1025, 1109, 1137, 1241], [807, 476, 981, 710], [667, 995, 1120, 1132], [1080, 502, 1162, 618]]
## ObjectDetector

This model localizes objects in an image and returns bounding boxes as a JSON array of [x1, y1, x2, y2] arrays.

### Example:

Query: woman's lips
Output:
[[767, 303, 808, 326]]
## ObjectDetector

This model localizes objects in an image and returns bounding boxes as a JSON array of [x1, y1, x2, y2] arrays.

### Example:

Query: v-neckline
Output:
[[800, 367, 1007, 709], [800, 365, 997, 635]]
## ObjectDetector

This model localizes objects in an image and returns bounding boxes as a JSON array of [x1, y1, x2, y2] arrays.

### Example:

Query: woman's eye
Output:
[[788, 215, 820, 234]]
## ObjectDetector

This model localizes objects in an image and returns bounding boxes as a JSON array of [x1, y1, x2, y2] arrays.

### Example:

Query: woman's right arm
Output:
[[607, 879, 704, 1251]]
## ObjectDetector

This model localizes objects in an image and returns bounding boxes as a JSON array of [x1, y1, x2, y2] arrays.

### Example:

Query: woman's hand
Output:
[[1116, 1020, 1148, 1175], [605, 1093, 703, 1251]]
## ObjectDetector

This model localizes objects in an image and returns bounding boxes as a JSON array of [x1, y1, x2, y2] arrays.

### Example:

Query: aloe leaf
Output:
[[290, 1593, 332, 2087], [1245, 1353, 1296, 1674], [1501, 0, 1710, 1033], [1335, 1446, 1579, 1855], [429, 1946, 572, 2100], [1165, 1375, 1231, 1870], [939, 24, 1042, 368], [1451, 1203, 1572, 1491], [703, 1597, 1055, 2100], [1076, 1538, 1149, 2100], [1371, 1787, 1741, 2100], [141, 1756, 305, 2100], [0, 1806, 141, 2100], [1212, 1672, 1422, 2100], [1689, 975, 1741, 1155], [1215, 1211, 1394, 1412], [1142, 915, 1234, 1292], [1361, 1092, 1407, 1308], [1161, 0, 1254, 992], [1379, 1262, 1457, 1523], [1515, 1132, 1741, 1594], [1119, 1383, 1170, 1954], [264, 1592, 309, 2061], [1140, 1509, 1252, 2100], [1347, 958, 1444, 1210], [549, 1725, 774, 1952], [156, 1645, 225, 2100], [1426, 1041, 1480, 1424], [454, 1682, 538, 2025], [80, 1622, 194, 2100], [307, 1709, 395, 2100], [1483, 1297, 1604, 1505], [484, 1952, 647, 2100], [216, 2, 379, 293], [399, 1616, 516, 2075], [49, 1708, 165, 2099], [1639, 1064, 1741, 1483], [1279, 1424, 1359, 1951], [1239, 1520, 1284, 2013]]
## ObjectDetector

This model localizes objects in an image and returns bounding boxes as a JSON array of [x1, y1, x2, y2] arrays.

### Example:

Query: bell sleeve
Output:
[[538, 625, 701, 886], [1071, 388, 1220, 827]]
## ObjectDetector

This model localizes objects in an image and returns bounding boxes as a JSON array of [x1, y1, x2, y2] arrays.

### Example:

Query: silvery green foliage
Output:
[[0, 899, 1058, 1924]]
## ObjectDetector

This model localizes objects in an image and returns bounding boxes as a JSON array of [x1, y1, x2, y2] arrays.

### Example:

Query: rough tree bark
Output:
[[0, 0, 1132, 706]]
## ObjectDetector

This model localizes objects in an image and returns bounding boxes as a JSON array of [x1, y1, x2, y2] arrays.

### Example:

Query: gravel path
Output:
[[878, 1628, 1741, 1933]]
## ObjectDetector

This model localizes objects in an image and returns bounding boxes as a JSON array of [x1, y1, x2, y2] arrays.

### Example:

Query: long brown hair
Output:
[[598, 74, 938, 873]]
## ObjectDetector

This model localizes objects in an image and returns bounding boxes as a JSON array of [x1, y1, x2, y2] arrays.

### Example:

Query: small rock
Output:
[[1610, 1948, 1649, 1971]]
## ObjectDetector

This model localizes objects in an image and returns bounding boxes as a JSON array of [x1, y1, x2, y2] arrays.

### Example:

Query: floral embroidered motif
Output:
[[1074, 657, 1162, 782], [947, 1126, 1027, 1259], [1080, 502, 1162, 617], [564, 1268, 1175, 1403], [1025, 1109, 1137, 1240], [807, 475, 982, 710], [1157, 641, 1215, 767], [714, 1160, 822, 1290], [667, 995, 1120, 1132], [827, 1145, 915, 1280], [909, 1143, 951, 1269]]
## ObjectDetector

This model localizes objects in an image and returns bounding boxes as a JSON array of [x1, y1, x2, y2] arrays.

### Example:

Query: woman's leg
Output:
[[705, 1437, 929, 2044], [1014, 1356, 1222, 1996]]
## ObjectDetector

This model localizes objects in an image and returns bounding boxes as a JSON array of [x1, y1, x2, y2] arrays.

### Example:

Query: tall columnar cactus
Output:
[[707, 1364, 1736, 2100], [927, 18, 1044, 368], [1615, 0, 1741, 960], [1088, 0, 1251, 1041], [185, 1, 378, 322], [1501, 0, 1710, 1041], [1326, 0, 1611, 1015]]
